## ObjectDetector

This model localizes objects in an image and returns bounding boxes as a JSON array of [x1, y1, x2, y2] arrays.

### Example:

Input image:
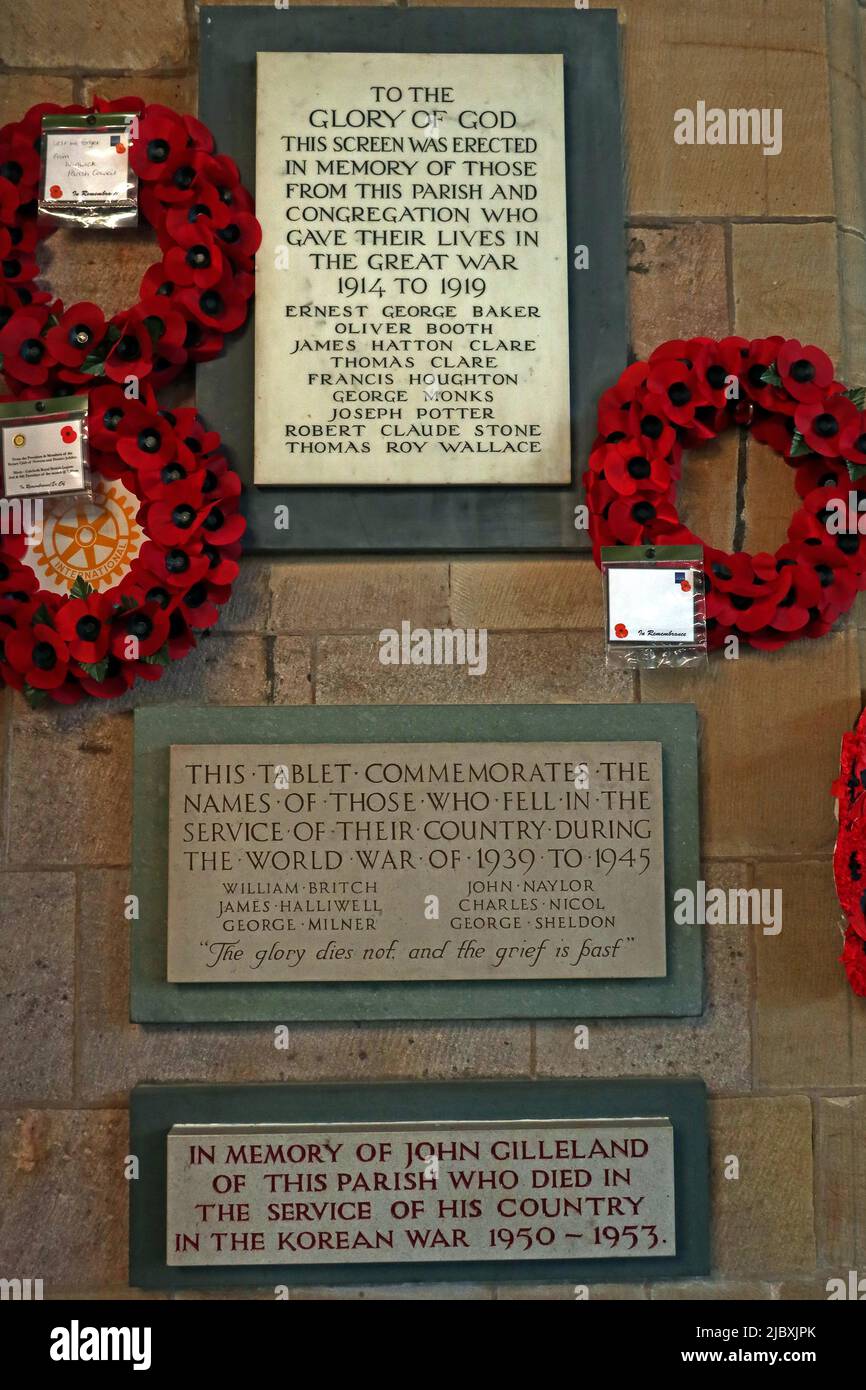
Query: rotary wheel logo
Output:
[[32, 478, 142, 595]]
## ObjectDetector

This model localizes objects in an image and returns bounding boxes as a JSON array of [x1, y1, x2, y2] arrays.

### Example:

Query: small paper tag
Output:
[[0, 398, 91, 503], [607, 566, 697, 644], [43, 129, 131, 206]]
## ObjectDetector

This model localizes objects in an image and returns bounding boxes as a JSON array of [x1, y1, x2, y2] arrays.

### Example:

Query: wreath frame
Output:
[[0, 98, 259, 705], [585, 335, 866, 651]]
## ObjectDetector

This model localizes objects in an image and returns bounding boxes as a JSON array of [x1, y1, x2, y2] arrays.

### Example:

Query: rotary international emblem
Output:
[[32, 475, 142, 595]]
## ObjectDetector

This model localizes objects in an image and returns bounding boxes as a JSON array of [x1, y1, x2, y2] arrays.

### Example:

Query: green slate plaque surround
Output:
[[197, 5, 627, 552], [129, 1079, 710, 1288], [131, 703, 701, 1022]]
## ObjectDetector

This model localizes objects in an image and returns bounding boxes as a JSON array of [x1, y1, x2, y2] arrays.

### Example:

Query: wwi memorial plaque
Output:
[[254, 50, 571, 486], [166, 739, 666, 983], [166, 1118, 676, 1268]]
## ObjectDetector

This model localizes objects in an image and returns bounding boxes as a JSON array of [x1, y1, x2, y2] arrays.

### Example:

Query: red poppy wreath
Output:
[[831, 706, 866, 997], [0, 98, 260, 705], [586, 335, 866, 651]]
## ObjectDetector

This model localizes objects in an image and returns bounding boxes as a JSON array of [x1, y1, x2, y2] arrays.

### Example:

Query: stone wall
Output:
[[0, 0, 865, 1300]]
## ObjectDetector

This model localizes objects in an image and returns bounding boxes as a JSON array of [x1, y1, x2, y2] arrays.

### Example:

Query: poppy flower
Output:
[[211, 200, 261, 264], [132, 540, 209, 591], [208, 153, 254, 215], [648, 338, 701, 368], [795, 394, 860, 457], [115, 404, 178, 472], [16, 100, 85, 139], [199, 538, 241, 587], [751, 409, 796, 460], [0, 556, 39, 598], [606, 496, 682, 545], [60, 425, 77, 444], [0, 176, 20, 225], [626, 394, 678, 458], [170, 407, 222, 461], [167, 606, 197, 660], [139, 261, 178, 301], [0, 132, 40, 197], [692, 338, 748, 408], [77, 652, 136, 700], [0, 596, 41, 687], [799, 541, 862, 609], [185, 454, 240, 509], [176, 575, 229, 629], [44, 301, 106, 368], [178, 314, 225, 364], [740, 336, 786, 408], [5, 620, 69, 689], [0, 307, 53, 384], [87, 384, 154, 452], [840, 929, 866, 996], [595, 409, 631, 448], [777, 339, 835, 403], [54, 592, 113, 662], [194, 496, 246, 548], [143, 478, 211, 547], [162, 185, 222, 245], [793, 458, 850, 501], [181, 113, 215, 154], [151, 149, 219, 207], [6, 219, 38, 268], [594, 441, 671, 496], [1, 247, 39, 287], [149, 346, 189, 391], [799, 487, 866, 559], [597, 364, 651, 420], [110, 600, 170, 659], [136, 444, 206, 504], [646, 358, 701, 427], [704, 549, 760, 593], [177, 272, 249, 333], [703, 549, 778, 623], [840, 412, 866, 470], [129, 109, 187, 181], [614, 623, 628, 639], [103, 314, 153, 384], [162, 219, 224, 289]]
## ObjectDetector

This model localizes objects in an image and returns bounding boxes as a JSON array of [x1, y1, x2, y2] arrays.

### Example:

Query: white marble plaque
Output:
[[165, 739, 667, 984], [166, 1118, 676, 1267], [254, 50, 571, 485]]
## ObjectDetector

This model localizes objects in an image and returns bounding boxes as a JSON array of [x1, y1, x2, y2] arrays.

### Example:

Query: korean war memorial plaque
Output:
[[130, 1079, 710, 1288], [165, 1118, 675, 1268], [254, 51, 571, 486], [166, 739, 666, 984]]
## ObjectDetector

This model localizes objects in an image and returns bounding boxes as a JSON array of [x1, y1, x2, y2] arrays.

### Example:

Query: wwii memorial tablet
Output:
[[166, 738, 666, 984]]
